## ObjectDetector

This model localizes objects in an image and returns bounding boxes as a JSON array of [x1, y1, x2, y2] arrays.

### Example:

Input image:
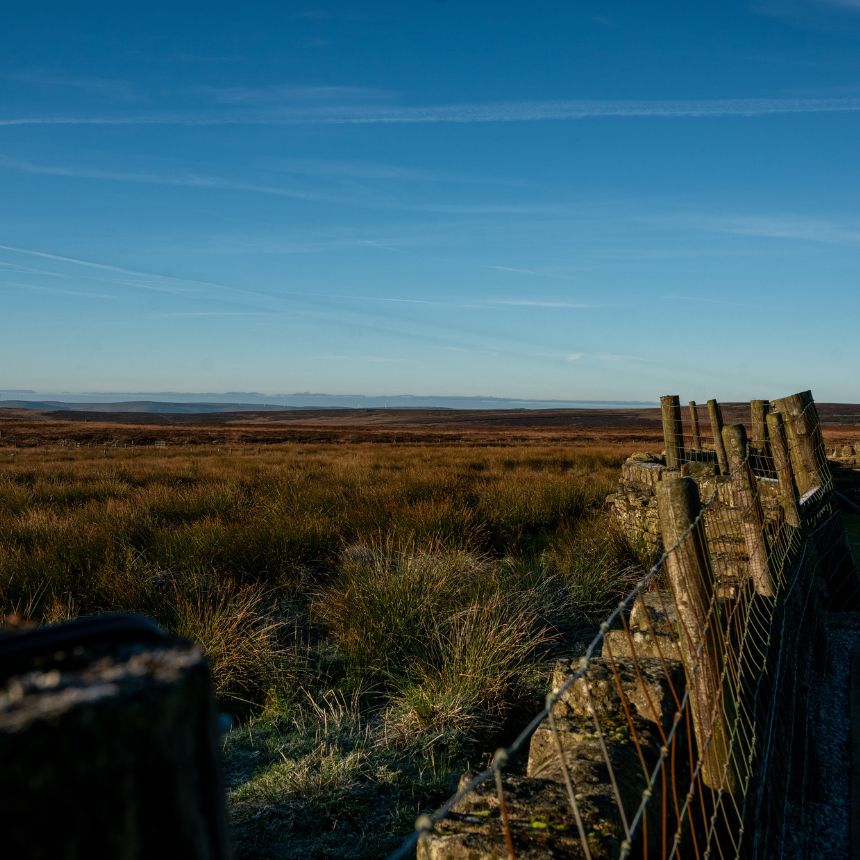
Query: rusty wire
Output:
[[388, 393, 855, 860]]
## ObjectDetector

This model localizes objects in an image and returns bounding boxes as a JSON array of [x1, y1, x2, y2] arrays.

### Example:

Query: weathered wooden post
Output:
[[772, 390, 860, 608], [770, 391, 825, 497], [656, 477, 738, 792], [707, 398, 729, 476], [689, 400, 702, 451], [750, 400, 770, 459], [722, 424, 773, 597], [0, 615, 231, 860], [661, 394, 685, 469], [766, 411, 801, 529]]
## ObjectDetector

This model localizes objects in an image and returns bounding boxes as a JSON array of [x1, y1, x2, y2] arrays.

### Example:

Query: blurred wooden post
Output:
[[722, 424, 773, 597], [656, 477, 738, 792], [750, 400, 770, 459], [688, 401, 702, 451], [661, 394, 685, 469], [767, 411, 801, 529], [707, 398, 729, 475], [0, 619, 231, 860]]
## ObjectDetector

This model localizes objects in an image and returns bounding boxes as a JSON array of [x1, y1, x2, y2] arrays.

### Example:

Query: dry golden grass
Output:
[[0, 437, 639, 858]]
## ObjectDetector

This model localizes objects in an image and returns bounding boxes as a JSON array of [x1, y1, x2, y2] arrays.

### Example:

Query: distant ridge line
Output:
[[0, 394, 658, 413]]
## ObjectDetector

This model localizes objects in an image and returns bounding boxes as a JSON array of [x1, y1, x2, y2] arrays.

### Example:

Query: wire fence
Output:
[[390, 390, 858, 860]]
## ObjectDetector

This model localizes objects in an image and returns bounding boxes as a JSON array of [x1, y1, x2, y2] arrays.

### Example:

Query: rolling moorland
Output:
[[2, 404, 860, 858]]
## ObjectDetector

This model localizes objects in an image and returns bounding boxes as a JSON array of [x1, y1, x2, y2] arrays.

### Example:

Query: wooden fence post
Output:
[[656, 476, 738, 792], [772, 390, 860, 608], [707, 399, 729, 476], [750, 400, 770, 458], [0, 617, 231, 859], [689, 400, 702, 451], [770, 391, 825, 497], [766, 411, 801, 529], [722, 424, 773, 597], [661, 394, 685, 470]]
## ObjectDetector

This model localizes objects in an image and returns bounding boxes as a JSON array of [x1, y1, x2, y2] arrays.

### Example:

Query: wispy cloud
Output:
[[5, 96, 860, 127], [0, 114, 222, 127], [488, 299, 593, 309], [0, 260, 69, 278], [487, 264, 590, 280], [5, 71, 138, 101], [341, 295, 449, 306], [310, 353, 418, 365], [487, 265, 540, 275], [675, 213, 860, 245], [1, 280, 116, 300], [0, 242, 166, 278], [317, 294, 593, 310], [266, 156, 528, 187], [366, 355, 418, 364], [295, 96, 860, 124], [593, 352, 645, 362], [0, 155, 327, 202], [664, 294, 759, 309], [289, 9, 370, 21], [418, 202, 575, 216], [0, 155, 528, 214], [0, 242, 263, 301], [142, 310, 280, 319]]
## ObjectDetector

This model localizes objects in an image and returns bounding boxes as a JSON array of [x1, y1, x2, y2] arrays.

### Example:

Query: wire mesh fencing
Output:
[[389, 390, 858, 860]]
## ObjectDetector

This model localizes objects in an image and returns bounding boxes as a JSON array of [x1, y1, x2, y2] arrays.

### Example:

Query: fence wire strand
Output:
[[389, 392, 857, 860]]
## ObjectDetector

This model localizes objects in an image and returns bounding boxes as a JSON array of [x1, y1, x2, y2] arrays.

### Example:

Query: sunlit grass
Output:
[[0, 439, 636, 858]]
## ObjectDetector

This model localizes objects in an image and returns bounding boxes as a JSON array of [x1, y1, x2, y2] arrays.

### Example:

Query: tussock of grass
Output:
[[317, 537, 558, 744], [314, 536, 492, 678], [171, 576, 286, 704], [386, 593, 554, 745], [539, 518, 643, 626]]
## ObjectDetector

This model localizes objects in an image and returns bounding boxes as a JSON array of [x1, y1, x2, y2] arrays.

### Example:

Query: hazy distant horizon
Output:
[[0, 389, 658, 411]]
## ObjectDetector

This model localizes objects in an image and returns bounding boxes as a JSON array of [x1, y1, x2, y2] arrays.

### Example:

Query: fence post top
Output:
[[766, 410, 785, 426]]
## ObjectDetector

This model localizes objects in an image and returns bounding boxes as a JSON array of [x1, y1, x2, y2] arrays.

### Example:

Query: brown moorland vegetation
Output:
[[1, 404, 857, 858]]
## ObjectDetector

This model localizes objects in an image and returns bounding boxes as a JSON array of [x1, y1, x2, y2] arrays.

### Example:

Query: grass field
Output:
[[5, 403, 860, 855], [0, 429, 651, 857]]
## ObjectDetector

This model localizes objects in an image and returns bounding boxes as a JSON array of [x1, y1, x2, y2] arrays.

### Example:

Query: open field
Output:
[[3, 401, 860, 447], [0, 408, 652, 858], [2, 404, 859, 858]]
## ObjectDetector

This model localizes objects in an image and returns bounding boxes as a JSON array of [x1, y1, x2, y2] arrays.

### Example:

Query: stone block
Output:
[[629, 452, 664, 463], [548, 656, 684, 733], [620, 458, 666, 494], [629, 591, 677, 636], [417, 773, 618, 859], [601, 628, 682, 663]]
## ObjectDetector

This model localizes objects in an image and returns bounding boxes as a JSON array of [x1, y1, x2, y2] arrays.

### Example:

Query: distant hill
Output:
[[0, 400, 293, 414], [0, 393, 656, 413]]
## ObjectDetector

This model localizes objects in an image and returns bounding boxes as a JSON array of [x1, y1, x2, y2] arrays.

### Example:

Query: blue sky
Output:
[[2, 1, 860, 402]]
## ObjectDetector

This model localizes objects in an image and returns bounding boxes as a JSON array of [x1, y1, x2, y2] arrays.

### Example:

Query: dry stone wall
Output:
[[415, 392, 859, 860], [608, 451, 785, 599]]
